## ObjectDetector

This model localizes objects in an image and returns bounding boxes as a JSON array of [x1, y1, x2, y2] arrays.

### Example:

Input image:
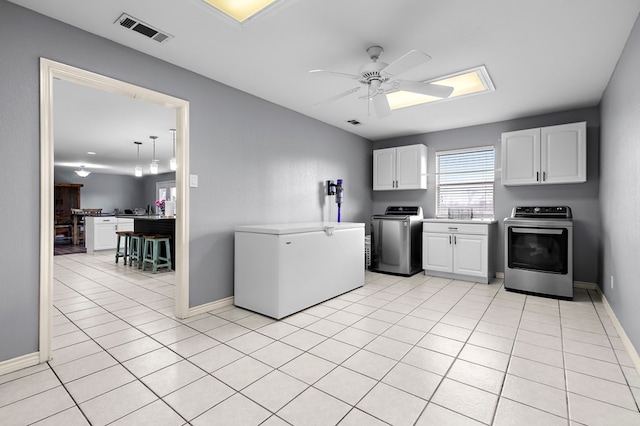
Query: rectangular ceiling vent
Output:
[[114, 13, 173, 43]]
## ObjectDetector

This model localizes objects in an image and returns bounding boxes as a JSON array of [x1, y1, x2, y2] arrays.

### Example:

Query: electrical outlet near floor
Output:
[[610, 275, 614, 289]]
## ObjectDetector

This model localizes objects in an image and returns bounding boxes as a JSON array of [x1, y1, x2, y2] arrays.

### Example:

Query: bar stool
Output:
[[115, 231, 132, 264], [128, 232, 145, 268], [142, 235, 172, 273]]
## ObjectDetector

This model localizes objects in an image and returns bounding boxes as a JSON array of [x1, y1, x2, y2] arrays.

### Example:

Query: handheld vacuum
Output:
[[327, 179, 344, 222]]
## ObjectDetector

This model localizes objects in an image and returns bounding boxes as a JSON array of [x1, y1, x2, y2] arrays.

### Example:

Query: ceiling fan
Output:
[[310, 46, 454, 118]]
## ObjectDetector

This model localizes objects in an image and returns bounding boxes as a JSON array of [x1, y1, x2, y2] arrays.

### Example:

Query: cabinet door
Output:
[[541, 122, 586, 184], [422, 232, 453, 273], [373, 148, 396, 190], [396, 145, 427, 189], [453, 234, 487, 278], [501, 128, 540, 186], [117, 219, 134, 232], [94, 223, 117, 250]]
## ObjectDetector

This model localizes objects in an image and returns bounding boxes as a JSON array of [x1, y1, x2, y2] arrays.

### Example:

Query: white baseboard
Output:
[[188, 296, 234, 317], [0, 352, 40, 376], [597, 289, 640, 375]]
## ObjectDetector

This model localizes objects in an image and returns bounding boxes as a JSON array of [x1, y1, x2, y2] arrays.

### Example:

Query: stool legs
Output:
[[115, 232, 130, 264], [128, 234, 143, 267]]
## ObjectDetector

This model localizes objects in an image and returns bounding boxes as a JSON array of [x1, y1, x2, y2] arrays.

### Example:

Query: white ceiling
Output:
[[53, 79, 176, 175], [11, 0, 640, 174]]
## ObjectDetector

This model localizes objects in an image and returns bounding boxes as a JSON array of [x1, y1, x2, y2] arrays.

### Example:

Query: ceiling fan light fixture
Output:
[[74, 166, 91, 178], [201, 0, 279, 23], [387, 66, 495, 110]]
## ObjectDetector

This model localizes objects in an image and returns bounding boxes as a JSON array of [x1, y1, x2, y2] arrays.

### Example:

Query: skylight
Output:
[[387, 66, 495, 110], [202, 0, 279, 23]]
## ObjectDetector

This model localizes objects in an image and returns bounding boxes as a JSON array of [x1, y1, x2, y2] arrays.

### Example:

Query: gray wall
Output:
[[54, 168, 146, 213], [0, 1, 372, 362], [372, 107, 601, 284], [600, 14, 640, 350]]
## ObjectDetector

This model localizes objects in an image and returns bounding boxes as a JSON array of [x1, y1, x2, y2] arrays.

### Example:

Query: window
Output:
[[436, 146, 495, 218], [156, 180, 176, 202]]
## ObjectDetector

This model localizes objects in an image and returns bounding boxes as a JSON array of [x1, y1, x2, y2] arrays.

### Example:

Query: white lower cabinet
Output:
[[422, 221, 496, 284], [85, 217, 134, 254]]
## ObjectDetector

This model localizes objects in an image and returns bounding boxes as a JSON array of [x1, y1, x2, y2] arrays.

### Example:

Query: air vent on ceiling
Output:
[[346, 119, 362, 126], [114, 13, 173, 43]]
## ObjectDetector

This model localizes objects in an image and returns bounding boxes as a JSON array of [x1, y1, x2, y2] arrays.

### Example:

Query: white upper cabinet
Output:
[[373, 144, 427, 190], [501, 122, 586, 186]]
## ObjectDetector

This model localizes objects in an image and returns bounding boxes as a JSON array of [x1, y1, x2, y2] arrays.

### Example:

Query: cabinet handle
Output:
[[543, 171, 546, 181], [448, 227, 458, 230], [536, 171, 539, 182], [449, 235, 451, 244], [454, 235, 457, 244]]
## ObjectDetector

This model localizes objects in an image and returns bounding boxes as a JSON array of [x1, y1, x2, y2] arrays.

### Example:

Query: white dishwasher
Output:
[[234, 222, 364, 319]]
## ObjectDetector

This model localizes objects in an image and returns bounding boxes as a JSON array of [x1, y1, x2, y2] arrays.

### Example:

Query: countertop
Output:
[[116, 215, 175, 220], [235, 222, 364, 235], [423, 218, 498, 224]]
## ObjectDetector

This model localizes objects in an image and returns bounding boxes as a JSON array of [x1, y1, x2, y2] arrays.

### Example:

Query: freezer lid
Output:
[[235, 222, 365, 235]]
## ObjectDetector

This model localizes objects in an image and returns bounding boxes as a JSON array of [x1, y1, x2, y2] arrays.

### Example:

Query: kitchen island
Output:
[[124, 215, 176, 270]]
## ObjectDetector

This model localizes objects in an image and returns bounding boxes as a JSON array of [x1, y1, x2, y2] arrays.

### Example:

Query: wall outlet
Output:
[[610, 275, 614, 289]]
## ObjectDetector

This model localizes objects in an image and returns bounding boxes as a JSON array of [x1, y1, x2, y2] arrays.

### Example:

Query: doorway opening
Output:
[[40, 58, 191, 362]]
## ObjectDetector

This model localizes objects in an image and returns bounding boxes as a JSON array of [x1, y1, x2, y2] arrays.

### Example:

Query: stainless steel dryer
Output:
[[370, 206, 424, 276], [504, 206, 573, 299]]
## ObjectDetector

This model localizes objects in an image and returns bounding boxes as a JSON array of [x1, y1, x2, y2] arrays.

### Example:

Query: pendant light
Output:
[[134, 141, 143, 177], [74, 165, 91, 178], [149, 135, 159, 174], [169, 128, 177, 171]]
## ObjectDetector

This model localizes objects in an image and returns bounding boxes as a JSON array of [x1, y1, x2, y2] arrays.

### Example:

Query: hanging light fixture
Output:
[[169, 128, 177, 171], [149, 135, 159, 174], [134, 141, 143, 177], [74, 165, 91, 178]]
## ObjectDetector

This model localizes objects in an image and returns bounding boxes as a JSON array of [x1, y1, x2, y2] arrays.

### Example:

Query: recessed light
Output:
[[387, 66, 495, 110], [87, 151, 96, 155], [201, 0, 279, 23]]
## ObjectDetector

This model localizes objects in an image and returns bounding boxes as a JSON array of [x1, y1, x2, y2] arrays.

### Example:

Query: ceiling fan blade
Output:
[[372, 94, 391, 118], [309, 69, 359, 79], [313, 87, 361, 107], [397, 80, 454, 98], [382, 50, 431, 77]]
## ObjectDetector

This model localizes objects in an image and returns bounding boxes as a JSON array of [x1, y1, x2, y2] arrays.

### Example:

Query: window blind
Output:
[[436, 147, 495, 218]]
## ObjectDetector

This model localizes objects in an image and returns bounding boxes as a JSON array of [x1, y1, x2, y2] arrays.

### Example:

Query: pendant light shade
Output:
[[134, 141, 143, 177], [169, 128, 177, 171], [150, 135, 159, 174], [74, 165, 91, 178]]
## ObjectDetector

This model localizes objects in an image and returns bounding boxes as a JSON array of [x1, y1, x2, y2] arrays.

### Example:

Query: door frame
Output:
[[39, 58, 191, 362]]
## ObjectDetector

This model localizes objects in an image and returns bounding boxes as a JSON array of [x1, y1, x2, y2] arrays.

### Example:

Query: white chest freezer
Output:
[[234, 222, 365, 319]]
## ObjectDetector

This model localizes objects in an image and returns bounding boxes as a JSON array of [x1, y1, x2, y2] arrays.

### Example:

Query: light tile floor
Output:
[[1, 251, 640, 425]]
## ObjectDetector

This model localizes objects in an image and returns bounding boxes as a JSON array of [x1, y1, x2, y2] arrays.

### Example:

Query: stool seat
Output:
[[142, 234, 172, 273], [115, 231, 132, 264]]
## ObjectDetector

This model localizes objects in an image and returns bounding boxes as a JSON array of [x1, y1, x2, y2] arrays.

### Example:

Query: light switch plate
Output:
[[189, 174, 198, 188]]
